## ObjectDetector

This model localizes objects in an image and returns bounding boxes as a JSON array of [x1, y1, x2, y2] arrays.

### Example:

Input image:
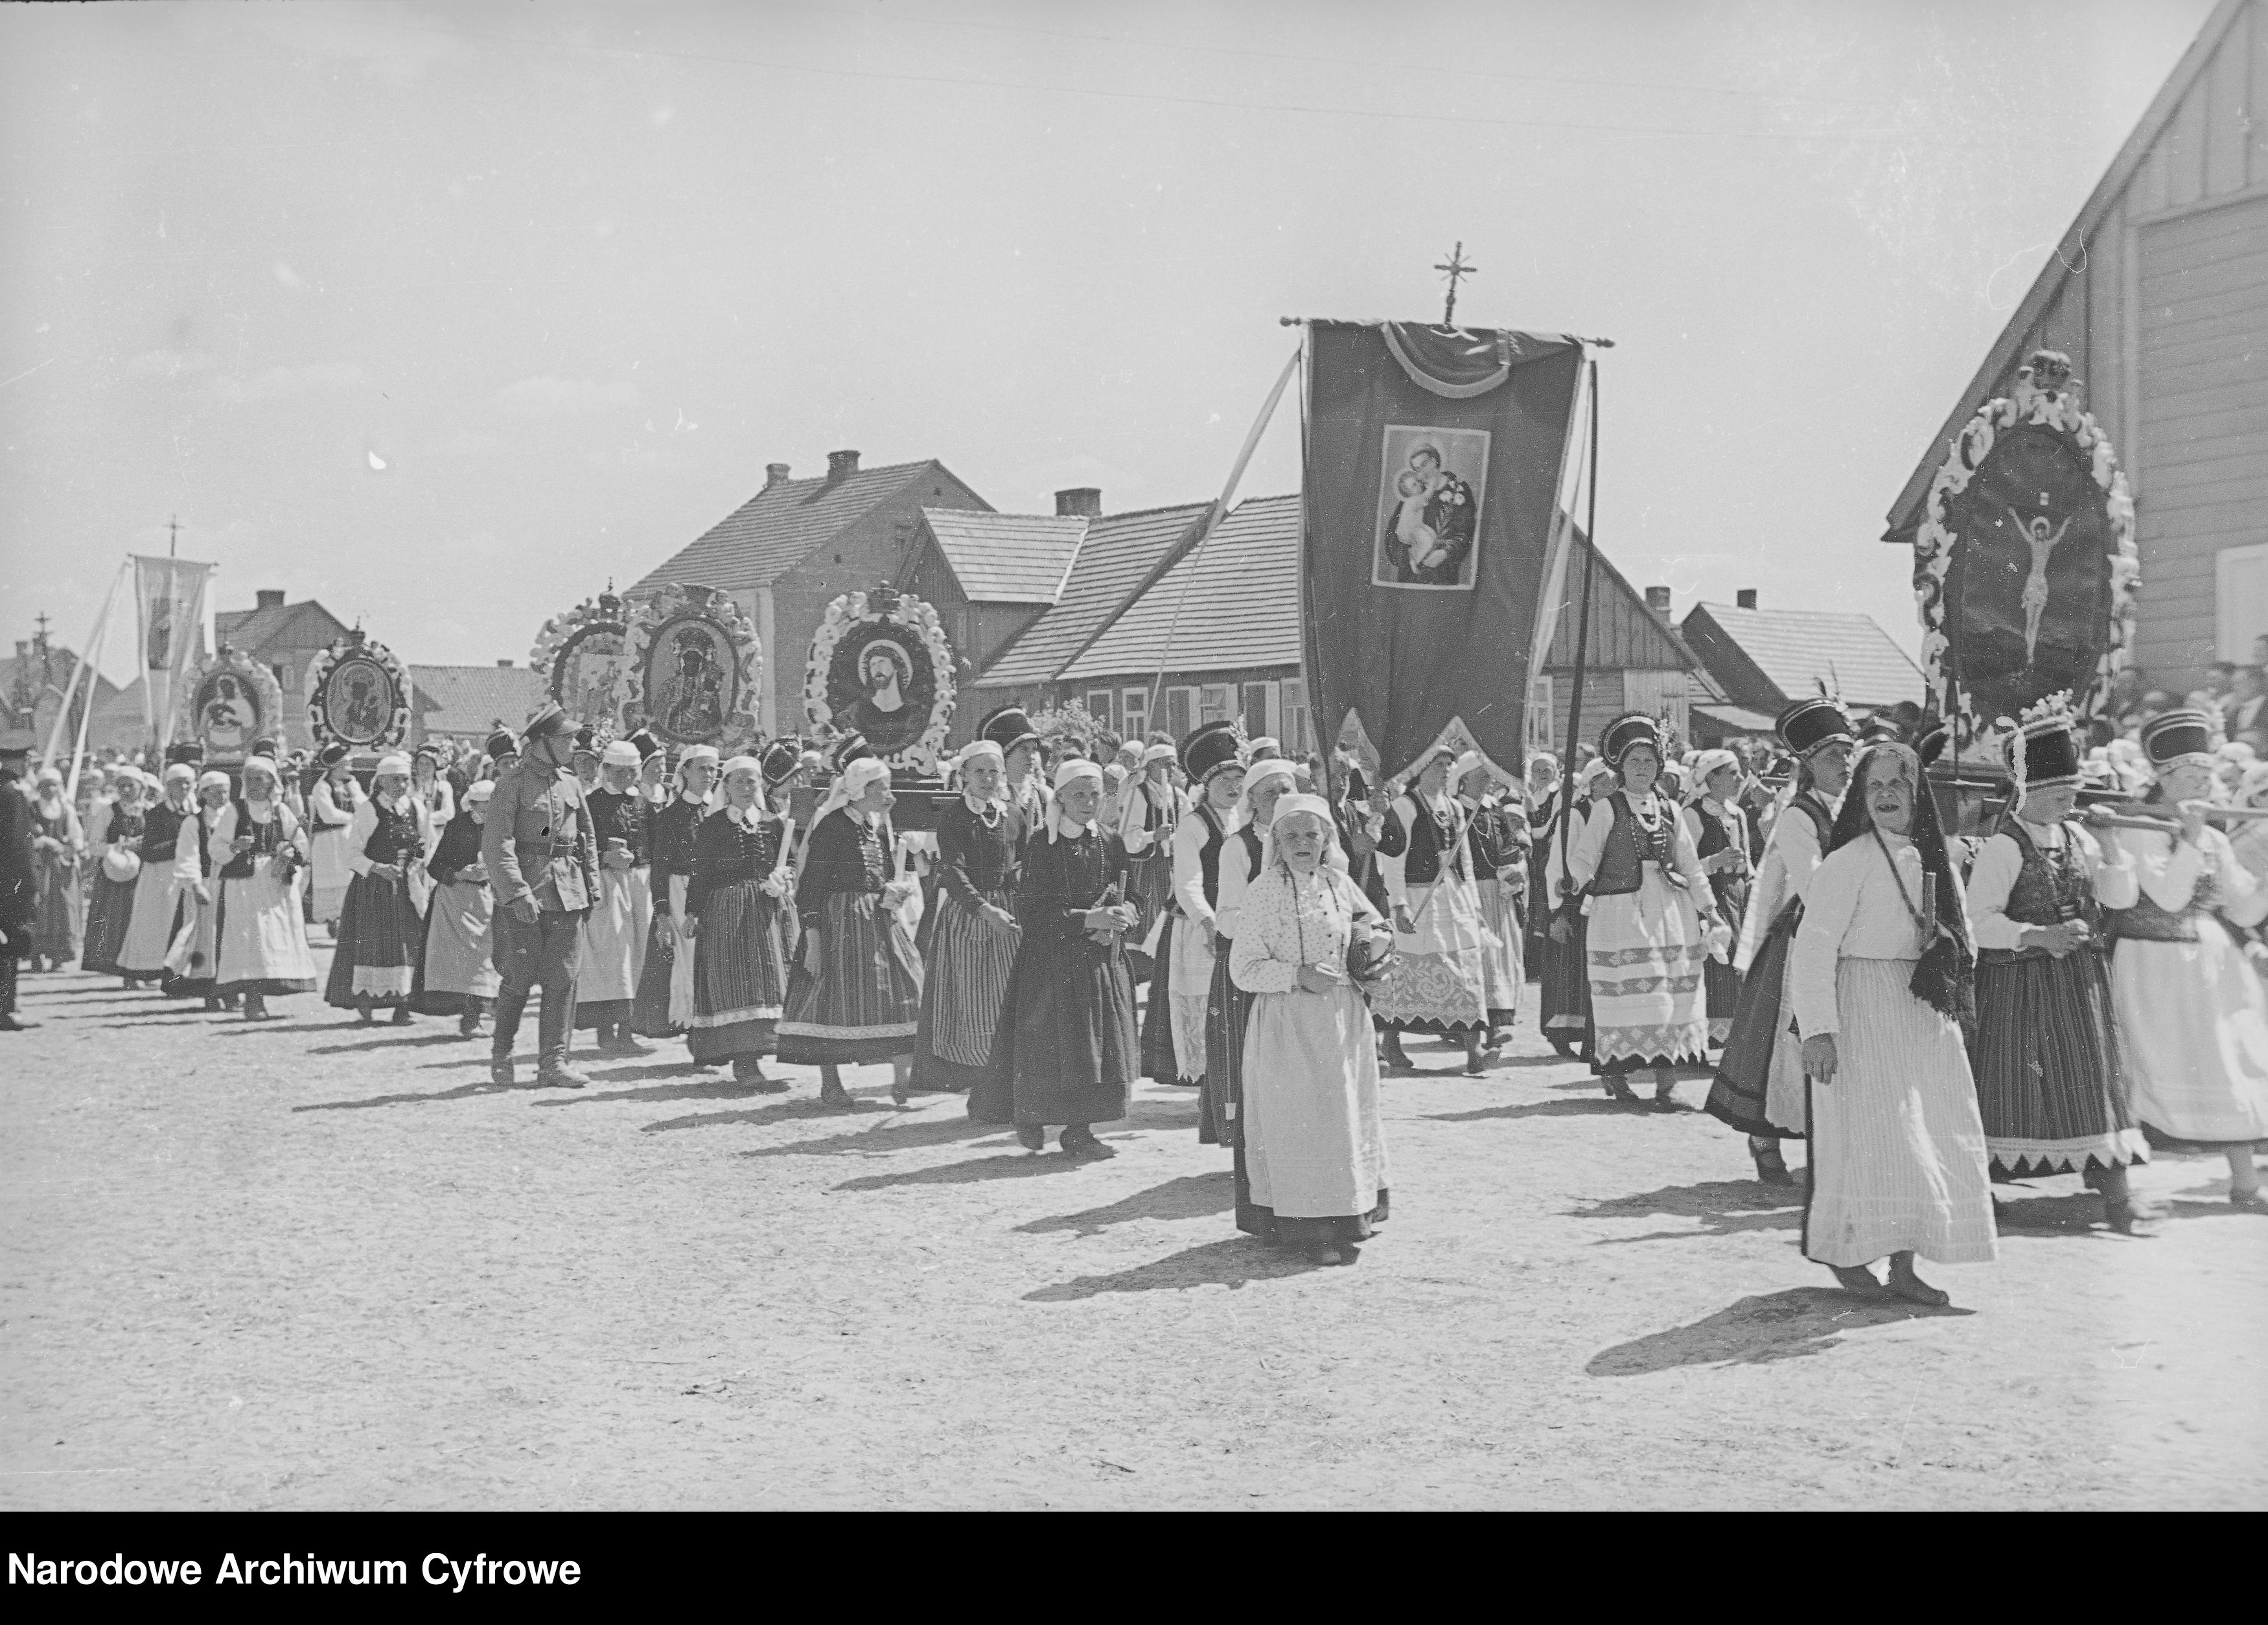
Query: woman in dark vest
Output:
[[118, 761, 199, 987], [1680, 749, 1751, 1048], [211, 752, 318, 1020], [1369, 745, 1491, 1074], [1966, 702, 2149, 1229], [1143, 722, 1244, 1090], [1457, 751, 1528, 1051], [323, 752, 429, 1024], [631, 743, 718, 1042], [414, 778, 502, 1035], [167, 770, 234, 1008], [81, 770, 147, 980], [683, 755, 793, 1084], [1564, 714, 1722, 1107], [913, 728, 1026, 1095]]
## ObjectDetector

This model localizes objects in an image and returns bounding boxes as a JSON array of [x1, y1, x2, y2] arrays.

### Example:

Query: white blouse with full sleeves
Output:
[[1230, 865, 1385, 996], [343, 795, 431, 877], [1791, 833, 1971, 1039], [2104, 824, 2268, 928], [1564, 792, 1708, 908], [1967, 819, 2136, 952]]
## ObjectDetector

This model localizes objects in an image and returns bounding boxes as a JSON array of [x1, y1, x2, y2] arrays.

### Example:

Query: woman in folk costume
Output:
[[1001, 717, 1051, 831], [1455, 752, 1528, 1050], [1681, 749, 1752, 1049], [1794, 740, 1995, 1304], [630, 730, 670, 812], [1538, 757, 1612, 1059], [683, 755, 794, 1083], [117, 761, 199, 987], [778, 755, 923, 1108], [1705, 698, 1855, 1181], [631, 743, 719, 1043], [573, 739, 653, 1057], [1118, 739, 1186, 953], [1369, 744, 1492, 1074], [1967, 701, 2151, 1228], [211, 752, 318, 1020], [414, 778, 502, 1036], [1142, 722, 1245, 1090], [2104, 708, 2268, 1208], [1564, 714, 1725, 1107], [1231, 795, 1397, 1265], [80, 768, 146, 979], [1521, 752, 1560, 984], [27, 766, 84, 972], [323, 752, 429, 1024], [971, 758, 1142, 1156], [2226, 760, 2268, 881], [167, 770, 235, 1007], [1207, 755, 1296, 1209], [410, 744, 455, 860], [914, 735, 1026, 1095], [305, 744, 363, 933]]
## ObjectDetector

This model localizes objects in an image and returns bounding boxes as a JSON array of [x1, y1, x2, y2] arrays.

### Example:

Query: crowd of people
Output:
[[2, 668, 2263, 1282]]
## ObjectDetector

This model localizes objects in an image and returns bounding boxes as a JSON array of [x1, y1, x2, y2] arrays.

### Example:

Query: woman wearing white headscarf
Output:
[[972, 757, 1142, 1155], [323, 752, 430, 1024], [306, 745, 364, 933], [118, 761, 200, 986], [631, 743, 720, 1042], [1142, 722, 1244, 1089], [27, 766, 84, 973], [414, 778, 502, 1036], [573, 739, 652, 1055], [778, 755, 923, 1107], [1369, 743, 1491, 1074], [168, 770, 235, 1008], [914, 739, 1027, 1094], [1231, 794, 1396, 1265], [684, 755, 794, 1083], [211, 754, 318, 1020], [1682, 748, 1751, 1048], [1207, 755, 1297, 1227], [81, 769, 147, 980]]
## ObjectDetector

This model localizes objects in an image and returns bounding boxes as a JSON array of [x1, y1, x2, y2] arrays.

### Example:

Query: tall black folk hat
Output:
[[978, 704, 1040, 756], [2141, 707, 2216, 768], [1180, 720, 1244, 784], [1777, 696, 1855, 757], [1599, 711, 1663, 767]]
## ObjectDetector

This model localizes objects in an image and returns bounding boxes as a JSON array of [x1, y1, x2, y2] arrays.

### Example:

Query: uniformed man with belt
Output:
[[481, 703, 600, 1087]]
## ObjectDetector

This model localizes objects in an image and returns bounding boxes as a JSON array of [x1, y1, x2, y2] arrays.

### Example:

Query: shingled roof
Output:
[[978, 503, 1213, 688], [411, 664, 549, 737], [213, 599, 349, 653], [1059, 495, 1302, 682], [629, 461, 984, 594], [920, 509, 1086, 605], [1678, 601, 1923, 713]]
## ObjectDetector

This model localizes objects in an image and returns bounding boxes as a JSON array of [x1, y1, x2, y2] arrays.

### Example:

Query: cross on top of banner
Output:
[[1433, 242, 1477, 326]]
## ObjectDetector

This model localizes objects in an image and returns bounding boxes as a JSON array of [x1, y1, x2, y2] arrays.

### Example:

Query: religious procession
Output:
[[6, 1, 2263, 1519]]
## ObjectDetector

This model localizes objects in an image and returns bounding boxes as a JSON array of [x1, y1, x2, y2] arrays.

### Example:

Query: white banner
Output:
[[133, 555, 216, 753]]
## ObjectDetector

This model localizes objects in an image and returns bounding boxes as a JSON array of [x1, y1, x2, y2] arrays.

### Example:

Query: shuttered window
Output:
[[1121, 687, 1150, 744], [1280, 678, 1309, 754]]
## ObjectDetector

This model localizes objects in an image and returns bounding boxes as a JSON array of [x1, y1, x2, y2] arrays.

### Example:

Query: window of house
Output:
[[1164, 686, 1198, 740], [1121, 687, 1150, 744], [1240, 681, 1273, 739], [1085, 689, 1115, 733], [1198, 684, 1234, 726], [1280, 678, 1310, 755], [1526, 675, 1554, 756], [2219, 544, 2268, 662]]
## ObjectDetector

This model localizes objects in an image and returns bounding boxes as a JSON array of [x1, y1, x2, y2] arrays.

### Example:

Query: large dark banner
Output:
[[1302, 319, 1582, 783]]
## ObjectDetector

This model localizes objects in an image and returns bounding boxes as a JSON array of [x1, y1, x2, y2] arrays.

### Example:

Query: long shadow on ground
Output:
[[1568, 1178, 1803, 1243], [308, 1032, 475, 1055], [1587, 1287, 1971, 1376], [643, 1098, 866, 1135], [1015, 1173, 1233, 1236], [533, 1076, 781, 1109], [740, 1114, 1006, 1160], [832, 1151, 1096, 1192], [1428, 1098, 1637, 1124], [1024, 1235, 1313, 1300], [292, 1078, 535, 1112]]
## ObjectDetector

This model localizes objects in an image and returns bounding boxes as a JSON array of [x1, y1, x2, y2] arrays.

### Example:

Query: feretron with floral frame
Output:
[[623, 582, 763, 751], [802, 582, 956, 773], [177, 645, 286, 766], [530, 587, 633, 740], [305, 629, 413, 752]]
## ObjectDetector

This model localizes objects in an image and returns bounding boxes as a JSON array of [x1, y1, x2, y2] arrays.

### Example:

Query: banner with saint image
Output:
[[1302, 319, 1582, 784], [133, 554, 216, 752]]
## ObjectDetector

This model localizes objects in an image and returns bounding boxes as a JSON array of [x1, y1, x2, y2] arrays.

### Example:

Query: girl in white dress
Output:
[[1794, 742, 1995, 1305]]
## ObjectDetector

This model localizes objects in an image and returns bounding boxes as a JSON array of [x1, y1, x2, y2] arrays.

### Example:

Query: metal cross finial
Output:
[[1435, 241, 1477, 326], [167, 514, 181, 558], [34, 611, 51, 643]]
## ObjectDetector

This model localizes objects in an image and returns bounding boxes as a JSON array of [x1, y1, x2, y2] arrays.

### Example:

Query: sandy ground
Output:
[[3, 949, 2263, 1511]]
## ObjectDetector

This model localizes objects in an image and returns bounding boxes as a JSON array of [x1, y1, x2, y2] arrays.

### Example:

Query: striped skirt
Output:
[[688, 877, 790, 1062], [1972, 950, 2145, 1175], [914, 887, 1019, 1089], [1705, 906, 1809, 1138], [1802, 958, 1997, 1269], [1201, 935, 1254, 1159], [777, 890, 923, 1065], [323, 870, 422, 1007], [1584, 873, 1709, 1071], [81, 871, 137, 976]]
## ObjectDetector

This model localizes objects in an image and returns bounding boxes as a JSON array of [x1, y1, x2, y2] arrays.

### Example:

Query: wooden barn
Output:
[[1881, 0, 2268, 693]]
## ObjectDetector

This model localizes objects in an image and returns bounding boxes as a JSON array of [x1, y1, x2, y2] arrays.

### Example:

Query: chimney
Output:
[[1644, 585, 1672, 614], [824, 449, 860, 482], [1055, 487, 1102, 518], [256, 589, 285, 610], [1736, 588, 1758, 610], [496, 659, 513, 667], [764, 462, 791, 488]]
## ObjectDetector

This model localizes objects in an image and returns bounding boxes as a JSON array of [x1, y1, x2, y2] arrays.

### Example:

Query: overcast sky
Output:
[[0, 0, 2218, 687]]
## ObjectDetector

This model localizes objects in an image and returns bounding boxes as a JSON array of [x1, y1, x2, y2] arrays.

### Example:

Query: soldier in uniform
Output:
[[481, 702, 601, 1088]]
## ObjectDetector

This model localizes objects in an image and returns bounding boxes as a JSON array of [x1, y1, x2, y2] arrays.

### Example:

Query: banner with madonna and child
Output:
[[1300, 319, 1586, 788]]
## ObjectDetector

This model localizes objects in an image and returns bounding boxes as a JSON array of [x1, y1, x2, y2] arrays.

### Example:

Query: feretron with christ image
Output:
[[1372, 423, 1488, 591]]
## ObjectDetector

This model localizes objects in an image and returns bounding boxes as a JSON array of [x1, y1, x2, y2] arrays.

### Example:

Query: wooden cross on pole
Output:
[[1435, 241, 1477, 326]]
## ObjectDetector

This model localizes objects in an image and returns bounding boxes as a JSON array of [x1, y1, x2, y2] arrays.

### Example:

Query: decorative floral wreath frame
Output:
[[623, 581, 763, 750], [1912, 377, 2138, 752], [305, 631, 412, 751], [529, 591, 631, 741], [802, 587, 956, 774], [175, 643, 286, 762]]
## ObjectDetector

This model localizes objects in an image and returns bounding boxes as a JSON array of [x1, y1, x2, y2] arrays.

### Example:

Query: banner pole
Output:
[[1555, 356, 1601, 901], [65, 559, 128, 802], [43, 561, 124, 773]]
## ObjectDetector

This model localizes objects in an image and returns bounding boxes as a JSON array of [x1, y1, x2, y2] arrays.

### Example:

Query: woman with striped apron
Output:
[[913, 738, 1026, 1094]]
